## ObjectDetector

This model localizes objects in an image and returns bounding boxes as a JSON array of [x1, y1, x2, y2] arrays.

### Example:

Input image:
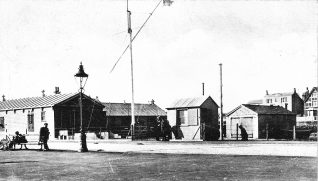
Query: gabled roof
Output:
[[166, 96, 219, 109], [304, 87, 318, 103], [243, 104, 295, 115], [0, 93, 77, 111], [227, 104, 296, 117], [102, 103, 166, 116]]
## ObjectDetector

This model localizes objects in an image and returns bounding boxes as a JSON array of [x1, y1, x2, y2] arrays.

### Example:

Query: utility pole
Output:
[[127, 0, 135, 140], [219, 63, 223, 140]]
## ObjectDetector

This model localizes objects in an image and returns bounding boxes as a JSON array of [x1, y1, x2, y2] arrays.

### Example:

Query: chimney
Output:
[[266, 90, 268, 95], [41, 90, 45, 97], [202, 82, 205, 96], [294, 88, 296, 93], [2, 95, 5, 102], [150, 99, 155, 105], [54, 87, 61, 94]]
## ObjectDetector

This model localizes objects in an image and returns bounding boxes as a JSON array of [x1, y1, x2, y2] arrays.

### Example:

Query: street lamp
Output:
[[75, 62, 88, 152]]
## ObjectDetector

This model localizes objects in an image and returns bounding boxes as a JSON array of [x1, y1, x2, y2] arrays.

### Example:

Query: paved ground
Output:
[[0, 150, 317, 180], [31, 140, 318, 157]]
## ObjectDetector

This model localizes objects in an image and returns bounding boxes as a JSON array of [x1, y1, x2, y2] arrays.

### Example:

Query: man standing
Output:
[[39, 123, 50, 150]]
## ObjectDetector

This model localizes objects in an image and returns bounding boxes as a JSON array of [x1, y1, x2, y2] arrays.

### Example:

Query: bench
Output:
[[231, 133, 254, 139], [11, 134, 44, 150]]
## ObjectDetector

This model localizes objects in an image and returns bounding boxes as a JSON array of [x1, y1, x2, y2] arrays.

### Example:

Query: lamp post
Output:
[[75, 62, 88, 152]]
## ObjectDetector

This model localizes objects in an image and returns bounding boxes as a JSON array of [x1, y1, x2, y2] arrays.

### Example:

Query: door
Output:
[[27, 113, 34, 132]]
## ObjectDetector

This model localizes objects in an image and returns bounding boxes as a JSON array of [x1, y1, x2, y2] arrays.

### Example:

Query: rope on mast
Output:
[[110, 0, 163, 73]]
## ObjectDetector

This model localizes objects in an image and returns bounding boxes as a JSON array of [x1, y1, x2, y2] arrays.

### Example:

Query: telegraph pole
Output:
[[219, 63, 223, 140], [127, 0, 135, 140]]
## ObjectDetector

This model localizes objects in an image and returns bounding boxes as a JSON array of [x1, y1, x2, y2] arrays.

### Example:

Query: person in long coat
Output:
[[39, 123, 50, 150], [161, 119, 172, 141], [239, 125, 248, 141]]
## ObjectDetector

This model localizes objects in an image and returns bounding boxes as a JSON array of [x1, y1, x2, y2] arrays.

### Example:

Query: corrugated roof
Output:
[[0, 93, 77, 110], [102, 103, 166, 116], [243, 104, 295, 115], [166, 96, 218, 109]]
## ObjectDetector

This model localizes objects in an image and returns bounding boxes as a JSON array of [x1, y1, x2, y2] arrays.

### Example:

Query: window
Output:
[[177, 110, 188, 125], [27, 112, 34, 132], [0, 117, 4, 131], [266, 99, 272, 104], [281, 97, 287, 102], [313, 101, 317, 107], [41, 111, 46, 121], [188, 109, 199, 126]]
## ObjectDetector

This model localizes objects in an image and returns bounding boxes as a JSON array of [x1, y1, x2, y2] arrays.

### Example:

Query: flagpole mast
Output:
[[219, 63, 223, 140], [127, 0, 135, 140]]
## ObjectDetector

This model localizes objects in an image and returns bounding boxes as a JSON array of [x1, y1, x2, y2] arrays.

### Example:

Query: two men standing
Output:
[[39, 123, 50, 151]]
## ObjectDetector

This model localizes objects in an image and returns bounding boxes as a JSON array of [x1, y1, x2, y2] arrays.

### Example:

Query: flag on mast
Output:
[[163, 0, 173, 6]]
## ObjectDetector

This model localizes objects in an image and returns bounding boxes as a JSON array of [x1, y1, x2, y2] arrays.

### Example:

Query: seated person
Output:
[[9, 131, 28, 148]]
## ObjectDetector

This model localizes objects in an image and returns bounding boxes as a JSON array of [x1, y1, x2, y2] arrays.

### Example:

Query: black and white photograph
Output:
[[0, 0, 317, 180]]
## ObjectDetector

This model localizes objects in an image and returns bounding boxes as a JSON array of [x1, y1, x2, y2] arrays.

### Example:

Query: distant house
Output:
[[263, 88, 304, 116], [103, 100, 167, 139], [0, 93, 106, 139], [297, 87, 318, 127], [166, 96, 219, 141], [226, 104, 296, 140], [303, 87, 318, 117]]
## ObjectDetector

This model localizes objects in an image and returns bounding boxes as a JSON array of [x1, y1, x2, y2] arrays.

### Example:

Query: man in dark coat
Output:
[[162, 119, 172, 141], [239, 125, 248, 141], [154, 116, 162, 141], [39, 123, 50, 150]]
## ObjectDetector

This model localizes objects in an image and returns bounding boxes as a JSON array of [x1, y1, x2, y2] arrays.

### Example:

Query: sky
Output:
[[0, 0, 317, 112]]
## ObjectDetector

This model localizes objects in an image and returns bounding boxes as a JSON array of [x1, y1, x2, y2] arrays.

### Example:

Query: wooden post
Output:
[[293, 125, 296, 141], [266, 123, 268, 140], [236, 123, 238, 141]]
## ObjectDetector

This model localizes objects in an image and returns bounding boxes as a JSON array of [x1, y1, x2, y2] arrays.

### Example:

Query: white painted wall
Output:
[[0, 107, 54, 139]]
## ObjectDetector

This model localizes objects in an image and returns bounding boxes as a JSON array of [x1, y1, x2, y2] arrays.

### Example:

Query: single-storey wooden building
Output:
[[166, 96, 219, 141], [0, 93, 105, 139], [226, 104, 296, 140], [103, 100, 167, 139]]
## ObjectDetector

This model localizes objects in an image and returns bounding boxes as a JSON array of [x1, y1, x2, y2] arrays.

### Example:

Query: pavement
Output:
[[28, 139, 318, 157]]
